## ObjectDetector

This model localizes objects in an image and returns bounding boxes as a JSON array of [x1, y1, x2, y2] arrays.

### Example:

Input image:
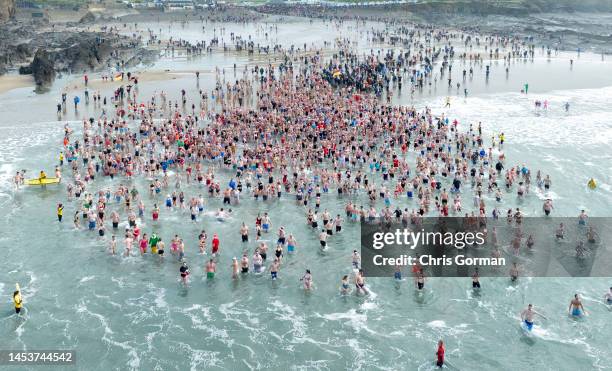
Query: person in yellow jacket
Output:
[[59, 151, 64, 166], [13, 284, 22, 314], [57, 203, 64, 222]]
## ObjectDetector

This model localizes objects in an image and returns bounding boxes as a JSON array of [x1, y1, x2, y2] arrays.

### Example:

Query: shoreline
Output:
[[0, 74, 34, 94]]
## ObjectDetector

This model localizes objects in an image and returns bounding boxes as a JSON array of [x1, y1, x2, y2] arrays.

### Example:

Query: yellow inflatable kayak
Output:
[[25, 177, 60, 186]]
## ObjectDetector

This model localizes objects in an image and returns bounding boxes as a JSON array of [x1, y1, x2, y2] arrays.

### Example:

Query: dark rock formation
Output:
[[30, 48, 56, 86], [18, 65, 31, 74], [79, 11, 98, 24], [15, 30, 157, 85]]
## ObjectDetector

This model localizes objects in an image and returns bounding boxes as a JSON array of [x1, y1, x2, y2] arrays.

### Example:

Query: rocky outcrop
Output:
[[0, 0, 15, 22], [79, 11, 98, 24], [30, 48, 56, 86], [78, 11, 107, 24], [20, 31, 156, 86]]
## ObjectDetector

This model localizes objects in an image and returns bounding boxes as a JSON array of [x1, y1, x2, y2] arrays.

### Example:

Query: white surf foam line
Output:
[[267, 299, 307, 339], [79, 275, 96, 284], [0, 120, 78, 192], [316, 309, 382, 337], [218, 300, 261, 334], [179, 304, 234, 348], [175, 342, 222, 370], [444, 87, 612, 148], [44, 310, 74, 341], [76, 300, 141, 370]]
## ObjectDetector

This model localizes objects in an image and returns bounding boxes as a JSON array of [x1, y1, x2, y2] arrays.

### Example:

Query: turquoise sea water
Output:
[[0, 19, 611, 370]]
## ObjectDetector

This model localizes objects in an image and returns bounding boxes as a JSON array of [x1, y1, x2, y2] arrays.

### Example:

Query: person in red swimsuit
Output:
[[211, 233, 220, 256], [436, 340, 445, 368]]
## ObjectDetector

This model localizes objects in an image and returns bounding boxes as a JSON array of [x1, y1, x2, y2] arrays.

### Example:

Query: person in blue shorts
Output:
[[569, 294, 586, 317], [520, 304, 546, 331]]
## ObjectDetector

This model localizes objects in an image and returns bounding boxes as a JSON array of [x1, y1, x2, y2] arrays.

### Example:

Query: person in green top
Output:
[[149, 233, 160, 254]]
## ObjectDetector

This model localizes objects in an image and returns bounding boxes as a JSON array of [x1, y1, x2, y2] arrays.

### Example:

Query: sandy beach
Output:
[[60, 70, 201, 92], [0, 74, 34, 94]]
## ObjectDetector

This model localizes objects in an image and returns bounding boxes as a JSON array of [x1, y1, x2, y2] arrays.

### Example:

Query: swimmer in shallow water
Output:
[[180, 262, 189, 284], [604, 287, 612, 305], [301, 269, 312, 290], [575, 241, 587, 257], [13, 285, 22, 314], [270, 257, 280, 280], [205, 259, 216, 279], [543, 199, 553, 216], [435, 340, 445, 368], [509, 262, 520, 282], [472, 268, 481, 289], [231, 257, 239, 279], [587, 227, 598, 243], [569, 294, 586, 317], [340, 275, 351, 294], [520, 303, 547, 331], [415, 270, 425, 290], [555, 223, 565, 240], [352, 250, 361, 270], [355, 269, 368, 295]]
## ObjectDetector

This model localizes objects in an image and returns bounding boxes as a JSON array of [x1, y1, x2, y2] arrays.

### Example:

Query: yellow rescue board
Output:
[[25, 177, 60, 185]]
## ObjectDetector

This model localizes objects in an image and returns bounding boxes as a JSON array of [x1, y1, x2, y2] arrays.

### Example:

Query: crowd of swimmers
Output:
[[7, 16, 610, 368]]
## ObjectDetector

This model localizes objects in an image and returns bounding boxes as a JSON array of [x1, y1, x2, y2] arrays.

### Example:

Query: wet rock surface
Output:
[[0, 21, 157, 86]]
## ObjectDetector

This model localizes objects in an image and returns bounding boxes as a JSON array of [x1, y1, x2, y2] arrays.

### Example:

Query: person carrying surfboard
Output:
[[39, 170, 47, 182]]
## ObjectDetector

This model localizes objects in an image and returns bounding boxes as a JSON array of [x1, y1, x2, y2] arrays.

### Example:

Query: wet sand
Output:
[[0, 74, 34, 94], [61, 70, 200, 92]]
